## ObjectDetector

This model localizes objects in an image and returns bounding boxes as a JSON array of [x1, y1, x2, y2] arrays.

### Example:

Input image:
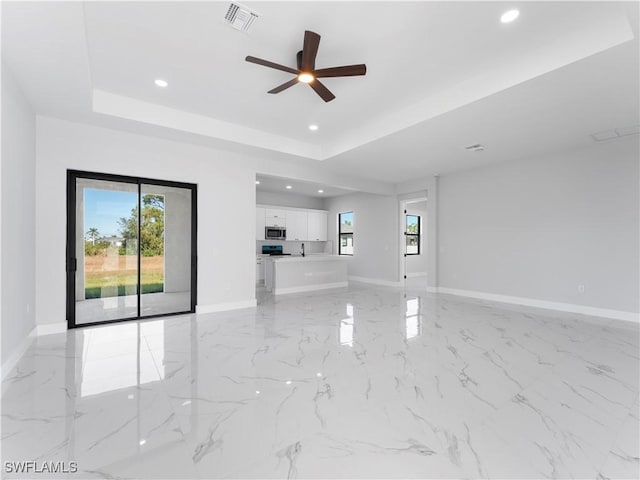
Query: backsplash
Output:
[[257, 240, 332, 255]]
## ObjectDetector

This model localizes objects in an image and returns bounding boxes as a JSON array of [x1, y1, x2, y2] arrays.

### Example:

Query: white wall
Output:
[[437, 138, 639, 315], [1, 65, 36, 364], [325, 193, 399, 283], [405, 200, 428, 275], [256, 191, 325, 210], [36, 117, 258, 324]]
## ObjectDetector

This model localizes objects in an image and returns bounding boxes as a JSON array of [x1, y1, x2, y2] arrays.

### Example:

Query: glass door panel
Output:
[[75, 179, 139, 325], [139, 184, 192, 317]]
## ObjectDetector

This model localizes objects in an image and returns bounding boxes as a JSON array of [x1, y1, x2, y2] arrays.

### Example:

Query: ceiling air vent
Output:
[[224, 3, 260, 33], [464, 144, 485, 152], [591, 125, 640, 142]]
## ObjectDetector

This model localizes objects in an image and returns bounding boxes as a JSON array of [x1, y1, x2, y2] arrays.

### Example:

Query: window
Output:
[[339, 211, 353, 255], [406, 214, 420, 255]]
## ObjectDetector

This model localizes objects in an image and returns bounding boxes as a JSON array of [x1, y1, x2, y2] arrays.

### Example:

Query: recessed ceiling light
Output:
[[298, 73, 314, 84], [285, 185, 293, 189], [139, 439, 146, 446], [255, 180, 260, 185], [309, 124, 319, 131], [500, 9, 520, 23], [318, 189, 324, 193], [154, 79, 168, 87]]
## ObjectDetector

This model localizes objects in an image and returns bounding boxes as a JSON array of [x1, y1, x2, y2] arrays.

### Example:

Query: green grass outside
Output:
[[85, 283, 165, 299], [85, 272, 164, 299]]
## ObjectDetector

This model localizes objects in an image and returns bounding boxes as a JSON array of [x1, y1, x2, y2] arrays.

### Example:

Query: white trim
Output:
[[406, 272, 427, 278], [196, 299, 257, 314], [275, 282, 348, 295], [435, 287, 639, 323], [36, 322, 67, 336], [349, 276, 403, 287], [1, 327, 36, 381], [426, 286, 439, 293]]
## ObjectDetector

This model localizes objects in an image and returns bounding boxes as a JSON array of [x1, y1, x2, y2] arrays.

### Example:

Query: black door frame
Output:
[[66, 170, 197, 329]]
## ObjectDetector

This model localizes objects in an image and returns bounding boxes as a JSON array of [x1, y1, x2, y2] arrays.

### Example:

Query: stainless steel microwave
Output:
[[265, 227, 286, 240]]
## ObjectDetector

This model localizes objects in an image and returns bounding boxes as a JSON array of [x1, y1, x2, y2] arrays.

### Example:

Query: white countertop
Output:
[[266, 254, 346, 263]]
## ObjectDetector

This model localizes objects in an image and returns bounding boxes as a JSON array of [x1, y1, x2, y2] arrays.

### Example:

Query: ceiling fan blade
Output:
[[314, 64, 367, 78], [301, 30, 321, 71], [245, 56, 299, 75], [309, 79, 335, 102], [268, 78, 299, 94]]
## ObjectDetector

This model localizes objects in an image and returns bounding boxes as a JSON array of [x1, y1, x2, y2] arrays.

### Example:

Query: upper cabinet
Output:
[[257, 205, 327, 242], [307, 211, 328, 241], [265, 208, 287, 227], [256, 207, 265, 240], [286, 210, 308, 241]]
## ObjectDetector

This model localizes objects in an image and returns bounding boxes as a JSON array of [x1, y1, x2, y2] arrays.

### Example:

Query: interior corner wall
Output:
[[325, 192, 399, 283], [35, 116, 257, 326], [1, 64, 36, 364], [437, 138, 640, 315]]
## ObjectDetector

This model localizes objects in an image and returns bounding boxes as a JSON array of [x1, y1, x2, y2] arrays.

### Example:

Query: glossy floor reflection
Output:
[[2, 283, 639, 479]]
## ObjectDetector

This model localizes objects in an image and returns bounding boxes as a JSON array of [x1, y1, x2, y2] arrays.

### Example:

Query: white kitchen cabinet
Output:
[[286, 210, 308, 241], [256, 207, 265, 240], [307, 211, 328, 241], [265, 208, 287, 227], [256, 256, 265, 284]]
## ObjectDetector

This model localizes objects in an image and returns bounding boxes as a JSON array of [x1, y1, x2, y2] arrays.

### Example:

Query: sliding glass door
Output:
[[139, 183, 193, 317], [67, 171, 197, 328]]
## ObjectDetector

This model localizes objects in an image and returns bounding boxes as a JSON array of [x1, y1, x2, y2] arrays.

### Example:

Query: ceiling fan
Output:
[[245, 30, 366, 102]]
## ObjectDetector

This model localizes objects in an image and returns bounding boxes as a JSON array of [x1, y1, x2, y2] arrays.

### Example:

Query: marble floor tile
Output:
[[2, 284, 638, 478]]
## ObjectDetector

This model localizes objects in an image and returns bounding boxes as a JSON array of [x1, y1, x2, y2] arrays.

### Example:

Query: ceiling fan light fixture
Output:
[[298, 72, 315, 84]]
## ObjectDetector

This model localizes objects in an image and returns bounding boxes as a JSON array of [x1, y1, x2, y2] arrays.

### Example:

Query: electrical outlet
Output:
[[578, 284, 585, 294]]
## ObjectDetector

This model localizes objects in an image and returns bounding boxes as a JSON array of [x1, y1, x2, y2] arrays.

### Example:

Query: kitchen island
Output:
[[264, 255, 348, 295]]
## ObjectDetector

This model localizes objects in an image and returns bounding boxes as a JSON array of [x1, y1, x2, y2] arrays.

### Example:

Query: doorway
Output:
[[66, 170, 197, 328], [400, 198, 428, 290]]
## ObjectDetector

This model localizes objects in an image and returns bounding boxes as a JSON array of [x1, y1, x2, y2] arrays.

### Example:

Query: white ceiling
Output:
[[2, 1, 638, 186], [256, 174, 353, 198]]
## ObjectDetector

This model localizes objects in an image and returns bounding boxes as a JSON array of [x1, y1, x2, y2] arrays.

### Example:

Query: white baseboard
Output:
[[275, 282, 348, 295], [406, 272, 428, 278], [349, 276, 403, 287], [1, 327, 36, 381], [435, 287, 639, 323], [196, 299, 257, 314], [36, 322, 67, 336]]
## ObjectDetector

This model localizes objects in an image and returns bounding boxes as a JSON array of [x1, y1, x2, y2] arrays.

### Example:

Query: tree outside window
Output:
[[406, 214, 420, 255]]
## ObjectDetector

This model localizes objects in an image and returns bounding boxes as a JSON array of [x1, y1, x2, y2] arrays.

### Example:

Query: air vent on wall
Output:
[[464, 144, 485, 152], [224, 3, 260, 33]]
